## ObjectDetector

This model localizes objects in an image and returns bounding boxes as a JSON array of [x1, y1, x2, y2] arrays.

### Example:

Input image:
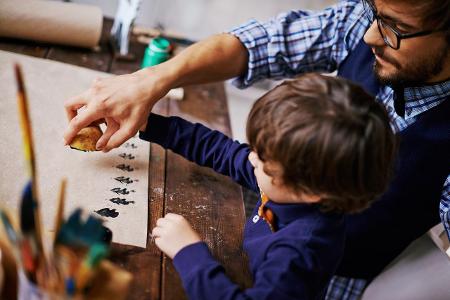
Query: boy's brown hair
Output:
[[246, 73, 396, 213]]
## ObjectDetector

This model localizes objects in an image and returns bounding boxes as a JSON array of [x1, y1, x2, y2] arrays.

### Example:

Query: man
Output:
[[64, 0, 449, 298]]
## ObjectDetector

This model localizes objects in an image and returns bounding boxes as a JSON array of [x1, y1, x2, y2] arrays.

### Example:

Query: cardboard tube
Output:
[[0, 0, 103, 48]]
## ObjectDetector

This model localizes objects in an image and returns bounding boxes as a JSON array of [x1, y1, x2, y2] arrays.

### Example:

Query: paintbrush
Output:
[[15, 63, 46, 281], [20, 182, 41, 281], [0, 208, 23, 268], [56, 209, 110, 248], [53, 178, 67, 242], [15, 63, 43, 245], [75, 243, 109, 293], [0, 209, 20, 247]]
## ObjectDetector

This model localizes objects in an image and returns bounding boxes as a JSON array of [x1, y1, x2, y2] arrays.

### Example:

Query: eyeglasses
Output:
[[362, 0, 435, 50]]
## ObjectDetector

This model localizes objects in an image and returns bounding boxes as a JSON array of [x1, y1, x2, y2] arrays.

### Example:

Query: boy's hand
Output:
[[152, 213, 201, 259]]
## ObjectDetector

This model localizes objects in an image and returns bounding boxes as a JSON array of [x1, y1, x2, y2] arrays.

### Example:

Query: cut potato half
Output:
[[69, 125, 103, 152]]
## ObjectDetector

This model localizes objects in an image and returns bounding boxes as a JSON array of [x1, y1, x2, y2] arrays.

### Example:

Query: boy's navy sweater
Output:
[[139, 113, 345, 300]]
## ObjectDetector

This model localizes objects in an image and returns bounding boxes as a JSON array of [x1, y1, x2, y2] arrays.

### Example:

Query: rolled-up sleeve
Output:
[[228, 0, 368, 88]]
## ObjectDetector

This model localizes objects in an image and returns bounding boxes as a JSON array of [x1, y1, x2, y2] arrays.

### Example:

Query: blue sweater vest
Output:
[[337, 39, 450, 279]]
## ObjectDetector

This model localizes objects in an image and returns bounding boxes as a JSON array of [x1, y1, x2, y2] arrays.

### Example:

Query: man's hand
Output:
[[151, 213, 201, 259], [63, 67, 171, 152], [63, 34, 247, 152]]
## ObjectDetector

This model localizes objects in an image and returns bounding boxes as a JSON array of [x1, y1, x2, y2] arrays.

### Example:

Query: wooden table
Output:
[[0, 19, 251, 299]]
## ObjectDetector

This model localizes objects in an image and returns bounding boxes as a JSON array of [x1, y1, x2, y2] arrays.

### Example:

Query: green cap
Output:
[[141, 37, 171, 68]]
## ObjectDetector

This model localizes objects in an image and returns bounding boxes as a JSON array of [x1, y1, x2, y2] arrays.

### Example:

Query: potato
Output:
[[69, 125, 103, 152]]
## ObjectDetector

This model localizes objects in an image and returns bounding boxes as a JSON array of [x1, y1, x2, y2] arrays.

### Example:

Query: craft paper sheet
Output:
[[0, 51, 149, 247]]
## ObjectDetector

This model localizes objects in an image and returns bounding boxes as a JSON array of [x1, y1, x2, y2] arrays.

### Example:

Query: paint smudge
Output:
[[95, 208, 119, 218], [152, 187, 163, 194], [119, 153, 136, 160], [109, 197, 135, 205], [116, 164, 134, 172], [114, 176, 134, 184], [195, 205, 207, 210]]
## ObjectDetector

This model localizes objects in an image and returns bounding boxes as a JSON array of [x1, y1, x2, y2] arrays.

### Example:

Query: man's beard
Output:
[[373, 45, 448, 87]]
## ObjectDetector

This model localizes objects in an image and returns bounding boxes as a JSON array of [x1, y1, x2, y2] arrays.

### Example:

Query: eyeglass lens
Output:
[[377, 20, 398, 48], [363, 1, 399, 49]]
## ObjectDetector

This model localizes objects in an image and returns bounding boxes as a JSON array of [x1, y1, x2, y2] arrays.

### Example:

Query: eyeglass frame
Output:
[[362, 0, 435, 50]]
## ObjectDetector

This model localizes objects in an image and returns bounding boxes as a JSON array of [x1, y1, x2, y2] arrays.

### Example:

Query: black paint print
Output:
[[119, 153, 136, 160], [95, 208, 119, 218], [124, 142, 138, 149], [111, 187, 133, 195], [114, 176, 134, 184], [116, 164, 134, 172], [109, 197, 135, 205]]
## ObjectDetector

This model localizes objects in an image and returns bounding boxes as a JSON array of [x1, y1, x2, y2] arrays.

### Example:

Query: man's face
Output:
[[363, 0, 449, 86]]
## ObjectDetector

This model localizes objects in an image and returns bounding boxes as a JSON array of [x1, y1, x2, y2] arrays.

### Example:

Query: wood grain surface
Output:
[[0, 18, 251, 299]]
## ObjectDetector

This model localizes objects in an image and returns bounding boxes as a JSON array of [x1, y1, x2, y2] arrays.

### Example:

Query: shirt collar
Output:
[[264, 201, 326, 225], [398, 80, 450, 119]]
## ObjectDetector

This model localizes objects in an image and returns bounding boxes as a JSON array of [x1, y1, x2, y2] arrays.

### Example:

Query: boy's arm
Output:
[[152, 213, 325, 299], [172, 241, 319, 300], [139, 113, 258, 192]]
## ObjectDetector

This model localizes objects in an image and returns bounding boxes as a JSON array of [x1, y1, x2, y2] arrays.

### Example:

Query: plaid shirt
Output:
[[228, 1, 450, 298]]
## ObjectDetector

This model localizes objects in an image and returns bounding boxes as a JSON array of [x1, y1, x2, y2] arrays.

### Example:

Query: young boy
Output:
[[140, 73, 396, 299]]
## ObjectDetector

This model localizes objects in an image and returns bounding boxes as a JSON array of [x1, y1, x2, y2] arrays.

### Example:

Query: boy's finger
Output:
[[156, 217, 170, 227], [151, 226, 161, 237], [164, 213, 183, 221]]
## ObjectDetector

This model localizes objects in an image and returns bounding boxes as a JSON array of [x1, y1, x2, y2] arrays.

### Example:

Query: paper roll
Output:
[[0, 0, 103, 48]]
